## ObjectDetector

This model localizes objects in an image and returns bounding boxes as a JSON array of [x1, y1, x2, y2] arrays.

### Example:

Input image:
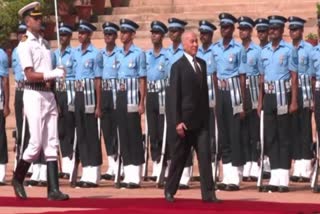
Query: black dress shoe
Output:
[[38, 181, 47, 187], [263, 172, 271, 179], [75, 181, 84, 187], [278, 186, 289, 193], [225, 184, 240, 191], [290, 176, 300, 182], [250, 176, 258, 182], [24, 180, 39, 186], [119, 182, 128, 188], [178, 184, 189, 190], [0, 182, 6, 186], [242, 176, 250, 182], [101, 173, 114, 180], [58, 172, 70, 180], [80, 181, 98, 188], [149, 176, 157, 182], [217, 183, 227, 190], [300, 177, 310, 183], [262, 185, 278, 192], [164, 191, 174, 202], [126, 182, 141, 189]]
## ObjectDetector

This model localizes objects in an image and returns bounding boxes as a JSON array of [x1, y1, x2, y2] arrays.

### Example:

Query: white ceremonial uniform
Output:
[[17, 31, 59, 162]]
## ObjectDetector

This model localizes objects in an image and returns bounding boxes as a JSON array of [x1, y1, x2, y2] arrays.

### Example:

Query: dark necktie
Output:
[[193, 58, 202, 86]]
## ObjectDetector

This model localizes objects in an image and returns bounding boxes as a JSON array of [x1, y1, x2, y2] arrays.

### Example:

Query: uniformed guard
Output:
[[196, 20, 218, 179], [310, 17, 320, 193], [116, 18, 146, 188], [238, 16, 261, 182], [255, 18, 270, 48], [255, 17, 271, 179], [12, 1, 69, 200], [73, 20, 102, 188], [146, 20, 169, 180], [0, 26, 10, 186], [53, 22, 75, 180], [213, 12, 247, 191], [166, 17, 192, 189], [96, 21, 120, 181], [288, 16, 314, 183], [257, 15, 298, 193]]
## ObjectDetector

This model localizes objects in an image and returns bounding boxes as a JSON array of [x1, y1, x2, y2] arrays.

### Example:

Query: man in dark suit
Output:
[[164, 31, 219, 202]]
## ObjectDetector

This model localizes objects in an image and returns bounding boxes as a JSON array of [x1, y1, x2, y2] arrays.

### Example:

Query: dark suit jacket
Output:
[[168, 54, 209, 131]]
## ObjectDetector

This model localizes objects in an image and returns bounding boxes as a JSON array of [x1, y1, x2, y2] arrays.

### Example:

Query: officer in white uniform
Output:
[[12, 1, 69, 200]]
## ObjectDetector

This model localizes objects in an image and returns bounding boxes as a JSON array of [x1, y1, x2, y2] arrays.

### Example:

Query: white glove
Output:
[[43, 67, 65, 80]]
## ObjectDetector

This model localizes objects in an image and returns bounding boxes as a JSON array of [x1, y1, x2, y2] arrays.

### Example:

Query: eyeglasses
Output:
[[289, 28, 299, 32], [257, 30, 268, 33]]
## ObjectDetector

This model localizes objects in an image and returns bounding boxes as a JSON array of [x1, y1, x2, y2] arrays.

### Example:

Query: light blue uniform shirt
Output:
[[245, 42, 261, 76], [0, 49, 8, 77], [96, 46, 120, 80], [290, 40, 313, 76], [196, 43, 216, 75], [309, 44, 320, 79], [73, 44, 101, 80], [53, 46, 75, 81], [116, 44, 146, 79], [146, 47, 169, 81], [166, 43, 184, 76], [259, 40, 298, 81], [11, 47, 24, 81], [212, 39, 247, 79]]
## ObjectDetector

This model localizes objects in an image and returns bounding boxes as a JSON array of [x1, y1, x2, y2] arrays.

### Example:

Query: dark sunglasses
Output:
[[32, 16, 42, 21]]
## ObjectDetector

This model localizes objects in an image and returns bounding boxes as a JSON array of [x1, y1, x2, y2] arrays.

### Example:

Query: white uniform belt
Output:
[[298, 75, 312, 108], [75, 79, 95, 113], [246, 75, 259, 109], [102, 79, 117, 109], [147, 79, 166, 114], [55, 78, 66, 92], [218, 76, 242, 115], [66, 80, 76, 112], [207, 74, 215, 108], [264, 80, 290, 115], [117, 78, 139, 112], [15, 81, 24, 91]]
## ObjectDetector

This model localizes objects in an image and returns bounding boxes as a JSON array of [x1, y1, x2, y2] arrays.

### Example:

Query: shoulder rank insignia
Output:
[[21, 35, 28, 42]]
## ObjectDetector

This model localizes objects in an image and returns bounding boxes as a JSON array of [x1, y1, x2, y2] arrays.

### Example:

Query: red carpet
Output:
[[0, 197, 319, 214]]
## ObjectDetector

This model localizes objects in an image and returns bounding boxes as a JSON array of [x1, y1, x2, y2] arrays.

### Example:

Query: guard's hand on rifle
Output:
[[257, 103, 262, 117], [138, 103, 145, 115], [289, 101, 298, 113], [239, 110, 246, 120], [3, 106, 10, 117], [95, 107, 102, 118], [176, 122, 187, 138]]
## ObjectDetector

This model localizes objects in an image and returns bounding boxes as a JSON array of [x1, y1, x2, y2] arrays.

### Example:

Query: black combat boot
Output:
[[47, 161, 69, 201], [12, 159, 31, 199]]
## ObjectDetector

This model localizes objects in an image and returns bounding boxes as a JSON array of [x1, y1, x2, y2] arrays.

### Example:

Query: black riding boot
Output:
[[47, 161, 69, 200]]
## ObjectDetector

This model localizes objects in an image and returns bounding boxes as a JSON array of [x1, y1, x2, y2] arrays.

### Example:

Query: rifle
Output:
[[18, 115, 26, 162], [156, 115, 167, 188], [213, 113, 219, 184], [257, 110, 264, 191], [69, 127, 78, 187], [311, 131, 319, 193], [114, 127, 122, 188], [142, 112, 149, 181]]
